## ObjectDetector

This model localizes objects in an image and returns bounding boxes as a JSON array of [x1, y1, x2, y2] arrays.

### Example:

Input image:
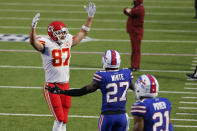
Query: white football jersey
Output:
[[37, 34, 73, 83]]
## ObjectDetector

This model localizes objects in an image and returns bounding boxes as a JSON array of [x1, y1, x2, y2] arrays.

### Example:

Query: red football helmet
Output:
[[47, 21, 69, 44]]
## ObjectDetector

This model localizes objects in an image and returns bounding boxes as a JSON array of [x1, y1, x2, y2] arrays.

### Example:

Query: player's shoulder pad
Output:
[[131, 100, 146, 115], [37, 35, 48, 45], [159, 97, 172, 105], [121, 68, 133, 78], [67, 34, 73, 39], [133, 100, 146, 106], [93, 70, 103, 82]]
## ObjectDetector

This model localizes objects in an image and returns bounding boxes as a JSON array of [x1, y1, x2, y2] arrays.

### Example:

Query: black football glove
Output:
[[46, 83, 62, 94]]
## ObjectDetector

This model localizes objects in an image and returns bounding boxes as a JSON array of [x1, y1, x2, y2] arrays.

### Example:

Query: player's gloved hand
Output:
[[46, 83, 62, 94], [32, 13, 40, 28], [84, 2, 96, 18]]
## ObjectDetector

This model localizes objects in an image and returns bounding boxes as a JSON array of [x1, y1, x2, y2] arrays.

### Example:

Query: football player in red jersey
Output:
[[46, 50, 134, 131], [29, 2, 96, 131], [123, 0, 145, 71]]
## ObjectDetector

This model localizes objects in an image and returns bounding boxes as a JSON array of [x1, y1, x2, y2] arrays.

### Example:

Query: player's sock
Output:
[[125, 113, 130, 131], [61, 123, 66, 131], [53, 120, 63, 131]]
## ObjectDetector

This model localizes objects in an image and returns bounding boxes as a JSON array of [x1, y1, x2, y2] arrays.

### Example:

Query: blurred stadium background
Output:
[[0, 0, 197, 130]]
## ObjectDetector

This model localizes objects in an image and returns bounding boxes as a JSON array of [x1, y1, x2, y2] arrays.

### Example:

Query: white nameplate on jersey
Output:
[[0, 34, 94, 43], [153, 102, 167, 111], [111, 74, 125, 81]]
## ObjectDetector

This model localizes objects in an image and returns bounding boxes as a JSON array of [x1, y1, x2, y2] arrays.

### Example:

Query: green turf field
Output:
[[0, 0, 197, 130]]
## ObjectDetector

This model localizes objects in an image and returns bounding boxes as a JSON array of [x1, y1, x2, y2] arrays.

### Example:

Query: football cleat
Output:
[[102, 50, 121, 69], [134, 74, 159, 100], [186, 73, 197, 79], [186, 66, 197, 80]]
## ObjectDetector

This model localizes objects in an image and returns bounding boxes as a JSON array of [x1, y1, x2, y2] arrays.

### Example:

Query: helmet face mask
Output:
[[47, 21, 69, 45], [102, 50, 121, 69], [134, 74, 159, 100]]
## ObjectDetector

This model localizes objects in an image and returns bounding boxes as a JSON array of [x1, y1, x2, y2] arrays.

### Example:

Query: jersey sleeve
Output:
[[36, 36, 46, 45], [166, 98, 172, 111], [93, 71, 102, 83], [124, 68, 134, 84], [129, 69, 134, 82], [67, 34, 73, 47], [130, 101, 146, 117]]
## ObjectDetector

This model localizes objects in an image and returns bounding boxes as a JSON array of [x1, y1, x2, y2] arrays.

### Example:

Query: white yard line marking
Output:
[[190, 67, 196, 70], [0, 2, 193, 9], [1, 17, 197, 24], [64, 0, 193, 3], [182, 97, 197, 99], [187, 78, 197, 81], [174, 125, 197, 128], [1, 32, 197, 44], [0, 112, 196, 122], [0, 65, 192, 73], [0, 9, 194, 16], [0, 49, 196, 57], [0, 86, 42, 89], [179, 107, 197, 110], [179, 102, 197, 104], [160, 91, 197, 94], [0, 31, 197, 43], [0, 65, 43, 69], [176, 113, 197, 116], [0, 25, 197, 33], [0, 0, 192, 3], [95, 39, 197, 44], [0, 86, 196, 95], [172, 118, 197, 122], [184, 87, 197, 90]]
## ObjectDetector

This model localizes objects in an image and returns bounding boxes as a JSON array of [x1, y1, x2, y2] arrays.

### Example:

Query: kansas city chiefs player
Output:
[[47, 50, 134, 131], [29, 2, 96, 131]]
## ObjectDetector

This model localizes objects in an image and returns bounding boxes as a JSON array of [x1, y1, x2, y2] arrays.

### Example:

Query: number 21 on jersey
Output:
[[52, 48, 70, 67], [153, 111, 170, 131]]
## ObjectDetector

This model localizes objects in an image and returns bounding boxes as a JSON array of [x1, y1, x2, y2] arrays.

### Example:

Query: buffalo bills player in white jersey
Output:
[[29, 2, 96, 131], [131, 74, 173, 131], [47, 50, 134, 131]]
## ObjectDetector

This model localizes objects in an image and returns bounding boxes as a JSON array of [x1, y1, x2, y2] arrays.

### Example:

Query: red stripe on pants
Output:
[[44, 82, 71, 123]]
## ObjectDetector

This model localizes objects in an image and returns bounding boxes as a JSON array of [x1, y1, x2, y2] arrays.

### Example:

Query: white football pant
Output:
[[53, 121, 63, 131]]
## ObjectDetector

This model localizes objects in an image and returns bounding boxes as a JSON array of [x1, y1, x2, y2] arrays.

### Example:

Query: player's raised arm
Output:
[[72, 2, 96, 47], [29, 13, 44, 52], [46, 81, 99, 96]]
